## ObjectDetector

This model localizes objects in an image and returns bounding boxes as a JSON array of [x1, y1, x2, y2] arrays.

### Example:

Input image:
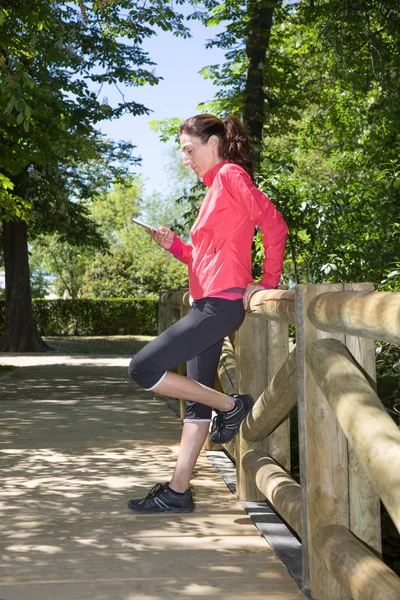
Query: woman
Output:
[[128, 114, 287, 514]]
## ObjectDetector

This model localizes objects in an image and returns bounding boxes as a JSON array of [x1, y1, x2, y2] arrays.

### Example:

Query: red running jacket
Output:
[[168, 160, 288, 300]]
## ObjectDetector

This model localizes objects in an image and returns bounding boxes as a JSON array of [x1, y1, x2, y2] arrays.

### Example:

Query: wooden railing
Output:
[[159, 284, 400, 600]]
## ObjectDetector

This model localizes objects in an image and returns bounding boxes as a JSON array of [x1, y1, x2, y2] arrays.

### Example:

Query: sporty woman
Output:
[[127, 114, 288, 513]]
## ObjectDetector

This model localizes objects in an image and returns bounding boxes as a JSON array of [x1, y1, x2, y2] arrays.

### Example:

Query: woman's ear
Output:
[[208, 135, 219, 149]]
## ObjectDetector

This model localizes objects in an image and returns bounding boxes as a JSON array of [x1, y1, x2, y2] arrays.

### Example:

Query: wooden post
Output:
[[306, 337, 400, 534], [158, 292, 167, 334], [217, 336, 236, 396], [235, 313, 269, 501], [296, 283, 351, 599], [344, 283, 381, 555], [265, 319, 290, 470], [205, 336, 237, 452]]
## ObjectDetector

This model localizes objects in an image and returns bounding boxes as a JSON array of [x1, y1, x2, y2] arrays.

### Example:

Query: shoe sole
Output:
[[127, 504, 195, 514]]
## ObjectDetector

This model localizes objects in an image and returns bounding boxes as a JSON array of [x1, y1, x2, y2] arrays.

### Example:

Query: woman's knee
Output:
[[128, 354, 166, 391], [128, 354, 141, 384]]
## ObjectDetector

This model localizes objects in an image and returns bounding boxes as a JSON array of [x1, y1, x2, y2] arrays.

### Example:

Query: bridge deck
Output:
[[0, 354, 304, 600]]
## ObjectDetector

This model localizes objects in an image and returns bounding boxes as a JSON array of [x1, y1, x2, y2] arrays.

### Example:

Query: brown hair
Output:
[[179, 114, 255, 180]]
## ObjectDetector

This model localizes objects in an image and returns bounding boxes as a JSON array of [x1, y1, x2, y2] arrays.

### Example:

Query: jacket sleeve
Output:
[[167, 235, 193, 266], [222, 166, 288, 289]]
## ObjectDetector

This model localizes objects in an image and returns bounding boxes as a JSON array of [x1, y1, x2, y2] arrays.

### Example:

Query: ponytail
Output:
[[222, 115, 255, 181], [180, 113, 255, 180]]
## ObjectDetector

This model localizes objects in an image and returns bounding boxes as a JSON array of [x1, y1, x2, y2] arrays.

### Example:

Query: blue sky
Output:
[[96, 15, 226, 198]]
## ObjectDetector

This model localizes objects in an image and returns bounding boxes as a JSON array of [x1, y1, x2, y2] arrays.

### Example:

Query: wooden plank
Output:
[[242, 449, 302, 536], [344, 283, 381, 554], [306, 337, 400, 534], [307, 290, 400, 344], [296, 284, 350, 600], [266, 319, 291, 470], [158, 292, 166, 334], [217, 336, 236, 396], [314, 524, 400, 600], [235, 314, 269, 501]]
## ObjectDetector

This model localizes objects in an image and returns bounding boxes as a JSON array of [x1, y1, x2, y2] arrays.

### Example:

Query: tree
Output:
[[193, 0, 400, 285], [191, 0, 281, 157], [30, 159, 191, 299], [81, 154, 190, 298], [0, 0, 189, 351], [81, 228, 188, 298], [29, 235, 96, 299]]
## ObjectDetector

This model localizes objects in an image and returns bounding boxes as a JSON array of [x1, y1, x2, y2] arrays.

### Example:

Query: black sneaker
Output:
[[128, 483, 194, 514], [209, 394, 254, 444]]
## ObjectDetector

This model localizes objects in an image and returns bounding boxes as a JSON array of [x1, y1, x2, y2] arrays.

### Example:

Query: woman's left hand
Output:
[[243, 283, 265, 310]]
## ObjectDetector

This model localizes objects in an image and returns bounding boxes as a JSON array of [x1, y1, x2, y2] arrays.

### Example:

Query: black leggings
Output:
[[128, 297, 245, 421]]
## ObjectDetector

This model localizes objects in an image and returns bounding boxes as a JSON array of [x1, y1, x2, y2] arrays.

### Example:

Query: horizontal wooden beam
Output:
[[160, 289, 190, 308], [249, 289, 296, 325], [242, 449, 302, 536], [314, 524, 400, 600], [307, 338, 400, 533], [308, 291, 400, 344], [241, 348, 297, 442]]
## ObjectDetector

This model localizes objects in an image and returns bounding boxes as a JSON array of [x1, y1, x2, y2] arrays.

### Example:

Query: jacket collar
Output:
[[203, 160, 230, 187]]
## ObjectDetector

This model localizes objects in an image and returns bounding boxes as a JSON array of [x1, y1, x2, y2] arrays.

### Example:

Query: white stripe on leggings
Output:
[[144, 371, 167, 391]]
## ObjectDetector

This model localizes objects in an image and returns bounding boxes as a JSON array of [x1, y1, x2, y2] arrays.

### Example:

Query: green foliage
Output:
[[29, 164, 191, 299], [375, 267, 400, 400], [0, 174, 31, 222], [90, 177, 143, 244], [0, 0, 189, 237], [186, 0, 400, 288], [29, 235, 96, 298], [0, 298, 158, 336], [81, 227, 188, 298]]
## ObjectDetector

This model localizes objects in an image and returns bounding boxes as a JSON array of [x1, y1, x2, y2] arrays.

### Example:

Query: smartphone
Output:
[[131, 217, 156, 231]]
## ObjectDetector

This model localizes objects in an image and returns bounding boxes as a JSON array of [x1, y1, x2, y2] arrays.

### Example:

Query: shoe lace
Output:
[[211, 412, 224, 434], [145, 483, 165, 498]]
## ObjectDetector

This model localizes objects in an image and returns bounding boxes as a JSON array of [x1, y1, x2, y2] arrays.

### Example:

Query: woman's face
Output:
[[180, 133, 222, 178]]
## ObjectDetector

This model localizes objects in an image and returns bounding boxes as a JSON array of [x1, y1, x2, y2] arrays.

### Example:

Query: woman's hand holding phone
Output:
[[132, 217, 174, 249], [150, 227, 174, 250]]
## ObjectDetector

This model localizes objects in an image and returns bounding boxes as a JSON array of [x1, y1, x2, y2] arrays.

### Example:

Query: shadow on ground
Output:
[[0, 346, 304, 600]]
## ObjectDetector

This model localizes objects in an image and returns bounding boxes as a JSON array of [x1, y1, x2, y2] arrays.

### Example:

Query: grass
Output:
[[43, 335, 155, 356], [0, 364, 16, 374]]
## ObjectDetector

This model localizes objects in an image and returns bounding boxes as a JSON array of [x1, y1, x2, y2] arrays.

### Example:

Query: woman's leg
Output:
[[128, 300, 252, 512], [169, 422, 210, 492], [169, 338, 224, 492], [129, 298, 244, 410], [152, 371, 234, 411]]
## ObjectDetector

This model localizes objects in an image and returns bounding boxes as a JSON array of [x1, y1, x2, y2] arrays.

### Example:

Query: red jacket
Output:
[[169, 160, 288, 300]]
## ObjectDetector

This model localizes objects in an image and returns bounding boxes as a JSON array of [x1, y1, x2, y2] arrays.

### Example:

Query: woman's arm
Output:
[[147, 227, 192, 266], [221, 165, 288, 289], [167, 234, 193, 266]]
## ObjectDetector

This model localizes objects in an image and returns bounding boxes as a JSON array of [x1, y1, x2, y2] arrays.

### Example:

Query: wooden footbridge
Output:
[[0, 283, 399, 600], [160, 283, 400, 600]]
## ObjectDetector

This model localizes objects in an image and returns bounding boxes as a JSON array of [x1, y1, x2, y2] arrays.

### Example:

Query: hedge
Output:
[[0, 298, 158, 336]]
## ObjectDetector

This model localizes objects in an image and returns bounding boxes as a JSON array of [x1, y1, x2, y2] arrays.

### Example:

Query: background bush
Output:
[[0, 298, 158, 336]]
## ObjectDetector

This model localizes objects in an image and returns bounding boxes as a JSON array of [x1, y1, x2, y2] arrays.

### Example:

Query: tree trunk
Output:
[[243, 0, 277, 159], [0, 220, 49, 352]]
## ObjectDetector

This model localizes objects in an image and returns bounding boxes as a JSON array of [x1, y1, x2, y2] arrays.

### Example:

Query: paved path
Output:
[[0, 354, 304, 599]]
